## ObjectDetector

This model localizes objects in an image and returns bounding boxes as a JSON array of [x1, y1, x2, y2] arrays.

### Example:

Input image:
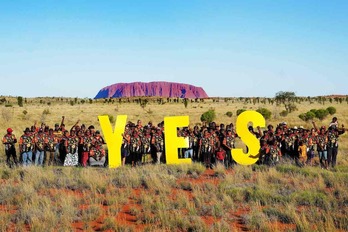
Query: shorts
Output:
[[307, 150, 315, 160]]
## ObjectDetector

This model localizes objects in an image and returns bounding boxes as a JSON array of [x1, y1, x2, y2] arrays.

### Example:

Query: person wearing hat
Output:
[[2, 128, 18, 167], [19, 128, 34, 166]]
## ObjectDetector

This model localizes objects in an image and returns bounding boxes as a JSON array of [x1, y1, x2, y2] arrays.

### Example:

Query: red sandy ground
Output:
[[1, 169, 298, 231]]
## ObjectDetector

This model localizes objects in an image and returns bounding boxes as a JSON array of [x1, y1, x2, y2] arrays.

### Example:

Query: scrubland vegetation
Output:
[[0, 95, 347, 231]]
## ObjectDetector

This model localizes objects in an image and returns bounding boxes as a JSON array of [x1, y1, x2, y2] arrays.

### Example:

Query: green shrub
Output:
[[326, 106, 336, 115], [225, 111, 233, 117], [200, 109, 216, 123], [236, 109, 246, 116], [305, 111, 316, 120], [256, 108, 272, 120], [315, 109, 329, 120], [42, 109, 50, 115], [299, 111, 316, 121], [280, 110, 288, 117]]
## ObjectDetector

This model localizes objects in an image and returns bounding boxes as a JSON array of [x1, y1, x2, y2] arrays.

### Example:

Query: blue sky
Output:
[[0, 0, 347, 98]]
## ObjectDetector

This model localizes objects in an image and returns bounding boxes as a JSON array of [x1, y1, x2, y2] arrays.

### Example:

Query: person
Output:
[[258, 140, 269, 165], [317, 126, 328, 170], [215, 146, 226, 166], [19, 128, 34, 166], [81, 129, 94, 167], [63, 130, 79, 166], [141, 128, 152, 164], [327, 125, 345, 168], [152, 128, 164, 164], [200, 130, 214, 169], [328, 117, 338, 129], [222, 129, 235, 168], [45, 128, 57, 166], [2, 128, 18, 167], [307, 128, 317, 166], [267, 140, 282, 166], [89, 130, 106, 166], [297, 141, 307, 167], [192, 126, 201, 162], [121, 127, 130, 166], [129, 129, 142, 166], [184, 128, 194, 159], [34, 129, 46, 166]]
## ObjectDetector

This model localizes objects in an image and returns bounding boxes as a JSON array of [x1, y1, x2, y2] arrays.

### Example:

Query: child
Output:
[[215, 146, 226, 167], [298, 141, 307, 167]]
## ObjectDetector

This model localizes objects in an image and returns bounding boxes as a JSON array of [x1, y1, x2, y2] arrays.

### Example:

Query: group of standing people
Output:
[[2, 116, 345, 170], [2, 116, 106, 168], [257, 117, 345, 169]]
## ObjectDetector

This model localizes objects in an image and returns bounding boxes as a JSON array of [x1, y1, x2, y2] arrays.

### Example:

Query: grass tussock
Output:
[[0, 155, 347, 231]]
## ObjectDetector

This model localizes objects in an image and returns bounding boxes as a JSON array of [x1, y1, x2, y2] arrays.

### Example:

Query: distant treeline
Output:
[[1, 94, 348, 108]]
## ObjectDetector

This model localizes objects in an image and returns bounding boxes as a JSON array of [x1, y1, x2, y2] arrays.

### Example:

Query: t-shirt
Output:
[[298, 145, 307, 158], [216, 150, 226, 160]]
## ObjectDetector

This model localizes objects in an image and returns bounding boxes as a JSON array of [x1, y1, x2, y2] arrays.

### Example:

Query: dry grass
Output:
[[0, 97, 347, 231]]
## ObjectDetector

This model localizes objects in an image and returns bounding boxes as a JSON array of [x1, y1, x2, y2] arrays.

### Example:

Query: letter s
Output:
[[232, 111, 265, 165]]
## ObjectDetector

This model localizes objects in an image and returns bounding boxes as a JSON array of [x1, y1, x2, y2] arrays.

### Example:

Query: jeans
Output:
[[35, 150, 45, 166], [156, 152, 162, 164], [22, 151, 33, 166], [184, 149, 193, 158], [318, 150, 327, 160]]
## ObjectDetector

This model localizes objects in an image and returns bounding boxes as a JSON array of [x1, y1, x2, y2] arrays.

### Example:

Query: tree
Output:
[[275, 91, 298, 113], [200, 109, 216, 123], [183, 98, 189, 108], [17, 96, 23, 107]]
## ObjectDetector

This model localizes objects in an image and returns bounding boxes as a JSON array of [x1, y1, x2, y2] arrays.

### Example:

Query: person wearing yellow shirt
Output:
[[298, 141, 307, 167]]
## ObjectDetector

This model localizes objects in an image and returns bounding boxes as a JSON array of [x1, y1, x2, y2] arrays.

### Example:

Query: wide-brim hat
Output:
[[23, 127, 30, 133]]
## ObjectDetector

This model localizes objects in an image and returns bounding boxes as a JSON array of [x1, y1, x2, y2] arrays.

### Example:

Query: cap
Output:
[[96, 130, 100, 134], [7, 128, 13, 133]]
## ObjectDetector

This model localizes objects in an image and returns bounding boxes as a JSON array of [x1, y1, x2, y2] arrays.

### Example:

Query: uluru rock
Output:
[[94, 82, 208, 99]]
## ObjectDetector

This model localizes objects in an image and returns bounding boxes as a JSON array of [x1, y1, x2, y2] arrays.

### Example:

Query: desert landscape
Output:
[[0, 95, 347, 231]]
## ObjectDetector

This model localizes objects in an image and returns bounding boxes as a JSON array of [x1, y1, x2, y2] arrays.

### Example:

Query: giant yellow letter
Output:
[[98, 115, 127, 168], [164, 116, 191, 165], [232, 111, 265, 165]]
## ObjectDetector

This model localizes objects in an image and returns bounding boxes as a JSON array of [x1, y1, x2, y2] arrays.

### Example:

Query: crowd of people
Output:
[[2, 116, 345, 170]]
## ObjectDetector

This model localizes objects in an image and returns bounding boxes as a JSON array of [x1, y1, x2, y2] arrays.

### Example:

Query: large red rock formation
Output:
[[95, 82, 208, 99]]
